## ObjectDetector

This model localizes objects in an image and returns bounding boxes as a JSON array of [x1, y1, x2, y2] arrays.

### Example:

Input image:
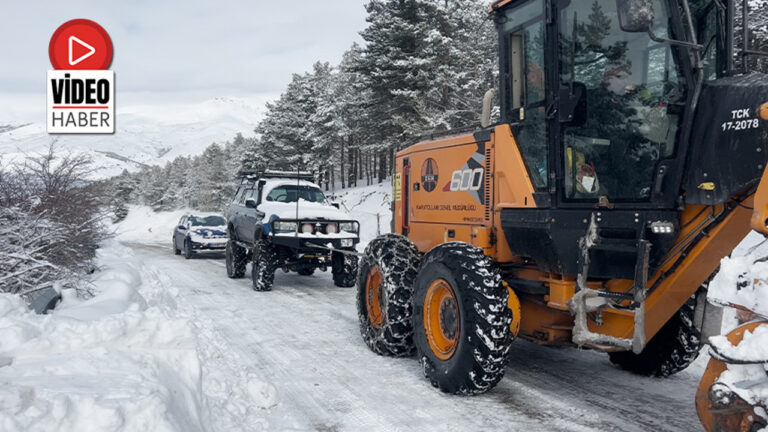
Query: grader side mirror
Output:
[[480, 89, 495, 128], [616, 0, 654, 33]]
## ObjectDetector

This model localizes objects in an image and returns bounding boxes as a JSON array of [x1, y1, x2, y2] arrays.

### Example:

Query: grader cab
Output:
[[356, 0, 768, 427]]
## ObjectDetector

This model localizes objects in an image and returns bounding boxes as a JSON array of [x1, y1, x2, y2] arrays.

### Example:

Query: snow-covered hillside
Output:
[[0, 97, 265, 178]]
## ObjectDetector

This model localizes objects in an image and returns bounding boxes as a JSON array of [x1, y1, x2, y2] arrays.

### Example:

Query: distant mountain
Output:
[[0, 97, 265, 178]]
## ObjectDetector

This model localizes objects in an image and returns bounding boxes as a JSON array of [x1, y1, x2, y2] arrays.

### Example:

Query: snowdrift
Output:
[[0, 240, 275, 432]]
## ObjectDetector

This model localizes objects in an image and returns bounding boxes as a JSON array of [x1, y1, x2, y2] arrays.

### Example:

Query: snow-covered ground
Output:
[[0, 182, 721, 431], [0, 240, 275, 432]]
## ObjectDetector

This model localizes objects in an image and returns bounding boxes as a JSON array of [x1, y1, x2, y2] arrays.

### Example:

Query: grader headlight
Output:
[[649, 221, 675, 235]]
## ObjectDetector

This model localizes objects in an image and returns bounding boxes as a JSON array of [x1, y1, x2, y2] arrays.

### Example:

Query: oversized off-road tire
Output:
[[225, 239, 247, 278], [356, 234, 421, 356], [608, 298, 700, 377], [251, 239, 278, 291], [173, 238, 180, 255], [297, 267, 315, 276], [184, 239, 193, 259], [413, 242, 513, 395], [332, 250, 358, 287]]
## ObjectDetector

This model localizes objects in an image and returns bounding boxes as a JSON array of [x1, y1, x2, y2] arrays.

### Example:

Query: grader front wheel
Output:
[[413, 242, 513, 395]]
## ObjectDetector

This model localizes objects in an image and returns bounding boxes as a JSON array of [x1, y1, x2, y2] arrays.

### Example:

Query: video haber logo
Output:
[[47, 19, 115, 134]]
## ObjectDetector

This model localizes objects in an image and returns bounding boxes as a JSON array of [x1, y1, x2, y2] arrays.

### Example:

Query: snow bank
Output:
[[0, 240, 274, 432], [327, 181, 393, 249], [114, 205, 201, 246]]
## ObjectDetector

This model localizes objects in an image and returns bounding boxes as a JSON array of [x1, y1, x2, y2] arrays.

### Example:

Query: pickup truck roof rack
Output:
[[236, 169, 315, 184]]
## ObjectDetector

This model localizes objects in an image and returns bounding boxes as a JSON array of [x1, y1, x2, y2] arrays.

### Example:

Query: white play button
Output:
[[68, 35, 96, 66]]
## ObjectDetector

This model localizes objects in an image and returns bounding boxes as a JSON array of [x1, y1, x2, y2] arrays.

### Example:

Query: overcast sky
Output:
[[0, 1, 368, 120]]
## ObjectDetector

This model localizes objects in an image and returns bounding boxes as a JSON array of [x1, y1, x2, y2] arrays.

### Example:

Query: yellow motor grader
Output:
[[355, 0, 768, 429]]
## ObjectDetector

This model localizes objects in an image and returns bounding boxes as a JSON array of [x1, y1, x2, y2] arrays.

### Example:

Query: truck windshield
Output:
[[560, 0, 686, 201], [265, 185, 327, 204]]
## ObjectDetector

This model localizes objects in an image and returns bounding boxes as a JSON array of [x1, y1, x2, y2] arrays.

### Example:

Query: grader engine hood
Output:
[[684, 73, 768, 204]]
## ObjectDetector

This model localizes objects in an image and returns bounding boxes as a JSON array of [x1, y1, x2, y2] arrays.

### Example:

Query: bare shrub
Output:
[[0, 145, 110, 297]]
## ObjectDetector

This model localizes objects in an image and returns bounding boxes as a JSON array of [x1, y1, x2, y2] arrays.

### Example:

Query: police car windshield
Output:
[[265, 185, 326, 204], [190, 216, 226, 227]]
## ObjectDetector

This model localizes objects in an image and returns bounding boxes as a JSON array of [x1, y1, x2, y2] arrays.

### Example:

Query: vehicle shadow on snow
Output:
[[181, 252, 225, 260]]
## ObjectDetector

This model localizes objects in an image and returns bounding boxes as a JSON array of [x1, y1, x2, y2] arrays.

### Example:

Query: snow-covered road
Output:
[[129, 241, 705, 432]]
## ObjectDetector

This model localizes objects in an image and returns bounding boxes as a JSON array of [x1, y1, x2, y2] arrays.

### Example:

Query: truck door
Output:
[[243, 180, 266, 243]]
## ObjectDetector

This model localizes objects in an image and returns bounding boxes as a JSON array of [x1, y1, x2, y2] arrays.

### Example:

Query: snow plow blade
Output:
[[696, 321, 768, 432]]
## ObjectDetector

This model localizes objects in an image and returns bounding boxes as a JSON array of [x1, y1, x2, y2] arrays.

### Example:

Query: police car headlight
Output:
[[274, 221, 297, 232], [340, 222, 357, 233]]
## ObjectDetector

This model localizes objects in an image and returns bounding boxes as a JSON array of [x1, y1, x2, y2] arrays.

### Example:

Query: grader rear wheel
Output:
[[413, 242, 513, 395], [423, 278, 460, 361]]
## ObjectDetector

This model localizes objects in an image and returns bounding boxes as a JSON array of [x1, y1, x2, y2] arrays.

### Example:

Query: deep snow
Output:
[[0, 240, 275, 432]]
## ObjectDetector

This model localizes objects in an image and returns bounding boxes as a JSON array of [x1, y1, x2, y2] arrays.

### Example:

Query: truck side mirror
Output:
[[616, 0, 654, 33], [245, 198, 258, 209], [331, 202, 341, 209], [559, 82, 587, 127]]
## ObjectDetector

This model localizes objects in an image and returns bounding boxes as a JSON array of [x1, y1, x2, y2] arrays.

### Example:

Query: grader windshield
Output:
[[497, 0, 694, 204], [559, 0, 685, 200]]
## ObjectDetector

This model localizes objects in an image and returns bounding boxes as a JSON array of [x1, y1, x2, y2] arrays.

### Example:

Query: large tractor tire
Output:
[[609, 298, 701, 376], [356, 234, 421, 356], [412, 242, 513, 395], [332, 250, 358, 287], [252, 239, 278, 292], [225, 239, 247, 278]]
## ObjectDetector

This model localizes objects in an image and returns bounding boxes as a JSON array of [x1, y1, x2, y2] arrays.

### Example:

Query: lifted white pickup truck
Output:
[[224, 170, 360, 291]]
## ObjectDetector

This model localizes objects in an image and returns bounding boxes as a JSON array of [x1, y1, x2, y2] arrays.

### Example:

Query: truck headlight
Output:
[[340, 222, 357, 233], [341, 239, 354, 248], [274, 221, 297, 232]]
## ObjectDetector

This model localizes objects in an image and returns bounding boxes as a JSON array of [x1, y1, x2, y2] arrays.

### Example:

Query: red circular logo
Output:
[[49, 19, 113, 70]]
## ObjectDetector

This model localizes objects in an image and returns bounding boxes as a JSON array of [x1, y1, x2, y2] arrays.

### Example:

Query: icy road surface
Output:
[[130, 242, 705, 432]]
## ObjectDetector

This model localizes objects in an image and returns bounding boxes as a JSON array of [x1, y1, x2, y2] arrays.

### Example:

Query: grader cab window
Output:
[[499, 0, 548, 188], [559, 0, 684, 201], [690, 0, 729, 80]]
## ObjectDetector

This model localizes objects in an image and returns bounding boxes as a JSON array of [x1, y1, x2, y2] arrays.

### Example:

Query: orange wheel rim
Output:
[[424, 278, 460, 360], [365, 265, 384, 328]]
